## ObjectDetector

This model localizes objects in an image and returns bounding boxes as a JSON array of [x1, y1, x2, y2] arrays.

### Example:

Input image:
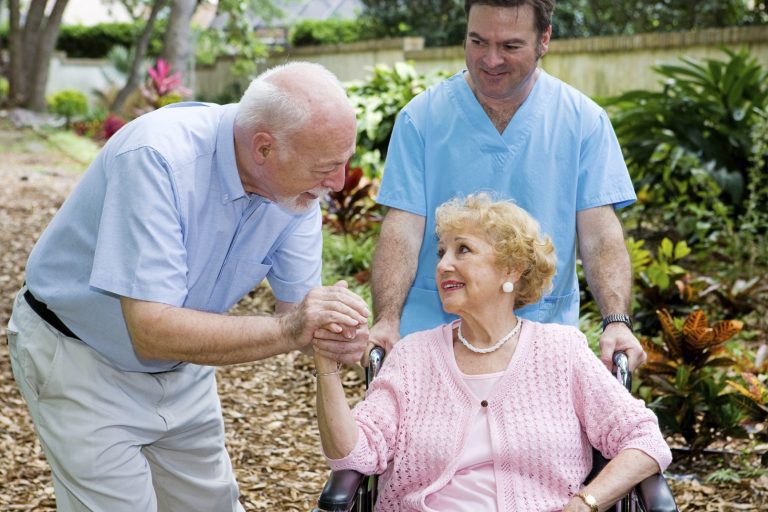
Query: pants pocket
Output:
[[13, 320, 63, 401]]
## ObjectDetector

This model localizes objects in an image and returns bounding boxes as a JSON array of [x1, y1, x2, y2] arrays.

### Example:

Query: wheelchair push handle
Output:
[[613, 351, 631, 391], [367, 346, 386, 384]]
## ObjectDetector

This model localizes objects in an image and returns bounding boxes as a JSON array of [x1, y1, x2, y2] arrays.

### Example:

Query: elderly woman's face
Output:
[[436, 228, 506, 317]]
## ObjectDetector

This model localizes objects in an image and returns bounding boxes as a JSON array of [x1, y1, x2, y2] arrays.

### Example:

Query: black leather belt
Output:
[[23, 289, 81, 340]]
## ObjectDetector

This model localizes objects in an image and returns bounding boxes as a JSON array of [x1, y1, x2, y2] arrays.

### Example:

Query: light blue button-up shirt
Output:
[[26, 102, 322, 372]]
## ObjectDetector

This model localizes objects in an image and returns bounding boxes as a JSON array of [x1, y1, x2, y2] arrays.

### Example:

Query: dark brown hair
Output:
[[464, 0, 555, 36]]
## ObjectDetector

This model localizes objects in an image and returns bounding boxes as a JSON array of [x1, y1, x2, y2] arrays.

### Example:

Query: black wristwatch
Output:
[[601, 313, 633, 332]]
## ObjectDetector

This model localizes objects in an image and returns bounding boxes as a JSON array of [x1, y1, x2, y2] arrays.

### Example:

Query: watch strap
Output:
[[601, 313, 633, 332], [574, 491, 599, 511]]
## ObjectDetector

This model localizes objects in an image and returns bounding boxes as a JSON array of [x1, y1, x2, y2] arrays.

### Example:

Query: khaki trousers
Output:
[[7, 288, 245, 512]]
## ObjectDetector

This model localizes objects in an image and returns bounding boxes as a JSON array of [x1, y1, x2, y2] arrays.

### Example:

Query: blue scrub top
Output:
[[26, 102, 322, 372], [377, 70, 636, 336]]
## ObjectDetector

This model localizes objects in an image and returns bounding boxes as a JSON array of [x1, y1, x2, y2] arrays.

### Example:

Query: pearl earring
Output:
[[502, 281, 514, 293]]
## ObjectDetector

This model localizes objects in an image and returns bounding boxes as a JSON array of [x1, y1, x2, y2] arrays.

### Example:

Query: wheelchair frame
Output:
[[314, 350, 678, 512]]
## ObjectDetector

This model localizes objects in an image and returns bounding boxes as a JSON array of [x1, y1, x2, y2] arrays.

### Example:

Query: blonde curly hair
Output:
[[435, 193, 556, 308]]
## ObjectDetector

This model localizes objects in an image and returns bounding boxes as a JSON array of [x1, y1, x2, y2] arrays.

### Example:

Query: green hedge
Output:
[[0, 22, 166, 59], [289, 18, 375, 47], [56, 21, 166, 58]]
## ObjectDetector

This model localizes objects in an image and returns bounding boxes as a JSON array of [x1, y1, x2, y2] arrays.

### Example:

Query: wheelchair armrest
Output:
[[635, 472, 678, 512], [315, 469, 365, 512]]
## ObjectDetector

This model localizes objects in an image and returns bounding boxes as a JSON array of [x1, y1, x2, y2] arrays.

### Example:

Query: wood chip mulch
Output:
[[0, 121, 765, 510]]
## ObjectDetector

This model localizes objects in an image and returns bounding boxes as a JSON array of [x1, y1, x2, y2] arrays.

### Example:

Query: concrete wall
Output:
[[359, 26, 768, 98], [47, 52, 124, 103], [541, 26, 768, 98], [48, 25, 768, 105]]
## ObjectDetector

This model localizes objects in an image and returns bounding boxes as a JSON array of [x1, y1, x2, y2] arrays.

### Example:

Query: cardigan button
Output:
[[480, 400, 488, 407]]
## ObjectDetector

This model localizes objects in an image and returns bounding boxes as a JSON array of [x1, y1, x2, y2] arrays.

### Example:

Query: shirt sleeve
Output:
[[89, 146, 189, 306], [570, 333, 672, 472], [576, 110, 637, 211], [376, 109, 428, 217], [325, 343, 406, 474], [267, 206, 323, 303]]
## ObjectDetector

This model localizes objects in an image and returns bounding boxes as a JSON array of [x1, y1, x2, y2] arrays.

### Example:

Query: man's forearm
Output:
[[121, 283, 370, 365], [121, 297, 296, 365], [577, 206, 632, 316], [371, 209, 425, 323]]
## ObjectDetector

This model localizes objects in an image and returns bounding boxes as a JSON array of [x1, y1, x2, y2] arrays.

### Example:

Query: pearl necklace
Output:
[[457, 319, 522, 354]]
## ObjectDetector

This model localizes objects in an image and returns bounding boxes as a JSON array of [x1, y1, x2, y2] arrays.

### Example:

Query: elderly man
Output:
[[368, 0, 646, 371], [7, 62, 369, 511]]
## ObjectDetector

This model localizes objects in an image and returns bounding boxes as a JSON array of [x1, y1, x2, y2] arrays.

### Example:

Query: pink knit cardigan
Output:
[[326, 320, 672, 511]]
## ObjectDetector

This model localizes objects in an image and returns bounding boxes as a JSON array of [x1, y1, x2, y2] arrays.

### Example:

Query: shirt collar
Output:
[[215, 103, 246, 204]]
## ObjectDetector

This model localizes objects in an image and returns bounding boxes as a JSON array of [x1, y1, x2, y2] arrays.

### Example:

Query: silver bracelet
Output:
[[313, 362, 342, 377]]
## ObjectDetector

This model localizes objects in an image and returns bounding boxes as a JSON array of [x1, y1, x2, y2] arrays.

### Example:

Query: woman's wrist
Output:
[[314, 354, 341, 376]]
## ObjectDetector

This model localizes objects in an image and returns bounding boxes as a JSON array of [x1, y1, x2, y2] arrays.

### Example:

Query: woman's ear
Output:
[[505, 265, 523, 285]]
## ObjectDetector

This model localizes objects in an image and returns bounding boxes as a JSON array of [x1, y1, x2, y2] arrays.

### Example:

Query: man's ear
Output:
[[538, 25, 552, 58], [251, 132, 274, 164]]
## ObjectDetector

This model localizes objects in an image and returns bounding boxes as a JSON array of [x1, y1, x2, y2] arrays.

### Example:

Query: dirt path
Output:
[[0, 118, 764, 510]]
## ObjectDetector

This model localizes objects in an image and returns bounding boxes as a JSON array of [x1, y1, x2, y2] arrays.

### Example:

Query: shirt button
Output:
[[481, 400, 488, 407]]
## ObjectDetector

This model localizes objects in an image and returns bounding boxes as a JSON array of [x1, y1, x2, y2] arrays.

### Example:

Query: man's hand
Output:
[[360, 317, 401, 366], [598, 323, 647, 371], [281, 281, 369, 354]]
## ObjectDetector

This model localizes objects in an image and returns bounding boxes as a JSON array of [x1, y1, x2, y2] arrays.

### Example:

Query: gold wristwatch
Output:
[[574, 491, 599, 511]]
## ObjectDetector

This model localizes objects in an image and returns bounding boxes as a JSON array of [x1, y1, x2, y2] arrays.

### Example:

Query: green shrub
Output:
[[0, 76, 9, 106], [606, 49, 768, 217], [322, 229, 376, 310], [639, 309, 749, 453], [289, 18, 372, 46], [47, 89, 89, 128], [346, 62, 448, 178]]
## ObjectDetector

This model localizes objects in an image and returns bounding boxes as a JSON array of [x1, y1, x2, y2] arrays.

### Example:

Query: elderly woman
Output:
[[313, 193, 671, 511]]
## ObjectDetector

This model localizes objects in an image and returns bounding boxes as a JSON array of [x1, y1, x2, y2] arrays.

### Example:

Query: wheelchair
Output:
[[313, 349, 679, 512]]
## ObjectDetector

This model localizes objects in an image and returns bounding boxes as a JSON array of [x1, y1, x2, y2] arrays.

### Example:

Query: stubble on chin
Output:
[[275, 188, 330, 215]]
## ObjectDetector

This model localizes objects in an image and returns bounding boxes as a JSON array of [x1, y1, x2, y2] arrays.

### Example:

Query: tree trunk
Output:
[[7, 0, 25, 106], [111, 0, 168, 114], [161, 0, 197, 87], [7, 0, 70, 111], [27, 0, 70, 111]]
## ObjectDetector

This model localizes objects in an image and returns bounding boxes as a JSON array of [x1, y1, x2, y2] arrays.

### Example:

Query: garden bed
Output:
[[0, 118, 765, 510]]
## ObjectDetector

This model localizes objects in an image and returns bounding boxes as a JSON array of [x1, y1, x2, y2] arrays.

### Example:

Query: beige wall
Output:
[[50, 25, 768, 103], [194, 25, 768, 100], [542, 26, 768, 98], [405, 27, 768, 98]]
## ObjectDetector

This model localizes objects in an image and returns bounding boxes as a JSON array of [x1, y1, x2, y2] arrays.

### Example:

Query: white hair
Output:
[[234, 61, 347, 144]]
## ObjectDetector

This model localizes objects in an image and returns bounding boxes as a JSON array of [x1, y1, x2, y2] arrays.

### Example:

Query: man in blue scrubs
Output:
[[369, 0, 646, 370], [6, 62, 369, 511]]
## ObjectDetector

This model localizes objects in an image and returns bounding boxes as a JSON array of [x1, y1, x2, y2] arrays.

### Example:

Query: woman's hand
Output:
[[562, 498, 591, 511]]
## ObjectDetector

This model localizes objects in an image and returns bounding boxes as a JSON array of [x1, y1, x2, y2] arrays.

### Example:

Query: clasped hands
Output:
[[291, 280, 370, 368]]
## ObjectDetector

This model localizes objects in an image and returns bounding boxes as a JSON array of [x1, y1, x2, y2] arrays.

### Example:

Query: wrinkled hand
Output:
[[599, 323, 647, 371], [283, 281, 369, 354], [359, 318, 401, 367], [313, 324, 370, 366]]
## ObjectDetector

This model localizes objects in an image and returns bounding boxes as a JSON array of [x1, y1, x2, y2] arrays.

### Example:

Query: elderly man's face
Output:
[[269, 115, 356, 214], [464, 3, 550, 104]]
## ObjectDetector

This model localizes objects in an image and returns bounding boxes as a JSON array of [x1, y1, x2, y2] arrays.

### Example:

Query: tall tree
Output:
[[111, 0, 168, 113], [203, 0, 281, 76], [160, 0, 197, 83], [554, 0, 765, 38], [360, 0, 465, 47], [8, 0, 70, 111]]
